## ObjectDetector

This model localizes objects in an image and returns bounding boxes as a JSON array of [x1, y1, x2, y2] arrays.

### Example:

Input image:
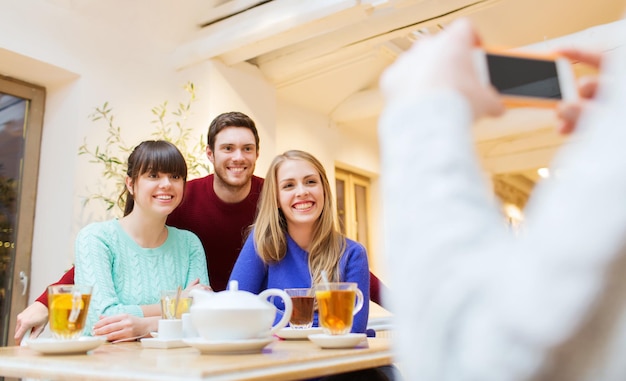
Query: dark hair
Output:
[[118, 140, 187, 216], [207, 112, 260, 152]]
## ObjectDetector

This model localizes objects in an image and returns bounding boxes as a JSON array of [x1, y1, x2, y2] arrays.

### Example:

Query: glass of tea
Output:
[[47, 284, 92, 340], [315, 282, 364, 335], [160, 290, 192, 319], [284, 288, 315, 329]]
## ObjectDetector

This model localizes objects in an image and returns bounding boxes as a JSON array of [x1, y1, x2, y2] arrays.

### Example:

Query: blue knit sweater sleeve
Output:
[[229, 233, 267, 292]]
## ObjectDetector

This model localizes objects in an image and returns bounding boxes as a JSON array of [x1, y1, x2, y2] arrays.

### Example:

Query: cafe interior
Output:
[[1, 0, 626, 379]]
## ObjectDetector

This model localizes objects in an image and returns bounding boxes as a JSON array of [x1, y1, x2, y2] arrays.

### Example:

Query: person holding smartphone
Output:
[[379, 17, 626, 381]]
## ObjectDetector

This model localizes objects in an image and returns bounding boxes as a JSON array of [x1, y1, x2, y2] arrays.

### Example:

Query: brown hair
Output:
[[253, 150, 346, 285], [207, 112, 260, 152], [118, 140, 187, 216]]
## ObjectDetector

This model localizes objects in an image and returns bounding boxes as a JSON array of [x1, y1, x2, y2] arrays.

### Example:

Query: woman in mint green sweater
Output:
[[75, 140, 209, 342]]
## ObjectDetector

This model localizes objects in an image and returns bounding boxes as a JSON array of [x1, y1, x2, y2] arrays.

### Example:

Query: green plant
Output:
[[78, 82, 210, 213]]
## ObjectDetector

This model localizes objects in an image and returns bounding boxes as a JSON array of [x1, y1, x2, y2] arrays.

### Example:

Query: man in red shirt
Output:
[[14, 111, 263, 344]]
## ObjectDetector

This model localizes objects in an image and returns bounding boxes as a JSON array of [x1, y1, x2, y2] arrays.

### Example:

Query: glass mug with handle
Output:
[[48, 284, 93, 339], [285, 288, 315, 329], [315, 282, 364, 335]]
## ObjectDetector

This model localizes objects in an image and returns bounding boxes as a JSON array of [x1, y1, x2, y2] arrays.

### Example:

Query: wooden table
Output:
[[0, 337, 393, 381]]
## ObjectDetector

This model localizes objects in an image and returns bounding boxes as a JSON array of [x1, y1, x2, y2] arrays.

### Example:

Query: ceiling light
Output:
[[537, 167, 550, 178]]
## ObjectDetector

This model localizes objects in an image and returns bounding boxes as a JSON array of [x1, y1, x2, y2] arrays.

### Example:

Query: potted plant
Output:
[[78, 82, 210, 215]]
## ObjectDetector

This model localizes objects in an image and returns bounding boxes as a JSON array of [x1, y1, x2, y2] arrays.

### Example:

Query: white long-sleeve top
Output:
[[379, 41, 626, 380]]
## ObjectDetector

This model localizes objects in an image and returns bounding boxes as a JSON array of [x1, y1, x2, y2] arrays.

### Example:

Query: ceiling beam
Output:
[[479, 145, 562, 175], [172, 0, 366, 70], [521, 18, 626, 53], [476, 130, 566, 157], [255, 0, 499, 75], [219, 6, 370, 65], [197, 0, 270, 26], [331, 89, 384, 122]]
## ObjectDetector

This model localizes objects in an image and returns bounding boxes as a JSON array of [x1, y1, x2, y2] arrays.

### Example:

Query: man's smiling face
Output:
[[207, 126, 258, 191]]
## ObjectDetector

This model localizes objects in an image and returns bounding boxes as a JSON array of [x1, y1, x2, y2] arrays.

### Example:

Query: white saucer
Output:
[[183, 336, 275, 355], [308, 333, 367, 349], [150, 331, 158, 338], [276, 327, 324, 340], [25, 336, 106, 355], [141, 337, 188, 349]]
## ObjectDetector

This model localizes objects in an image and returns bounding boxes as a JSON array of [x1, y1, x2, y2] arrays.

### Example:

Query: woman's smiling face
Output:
[[128, 170, 184, 217], [276, 158, 324, 229]]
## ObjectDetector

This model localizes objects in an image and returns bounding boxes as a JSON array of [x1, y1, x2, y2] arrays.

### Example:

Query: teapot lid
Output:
[[206, 280, 271, 310]]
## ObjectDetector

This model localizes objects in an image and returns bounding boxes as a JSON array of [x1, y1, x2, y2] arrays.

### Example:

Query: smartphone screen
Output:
[[486, 54, 562, 99]]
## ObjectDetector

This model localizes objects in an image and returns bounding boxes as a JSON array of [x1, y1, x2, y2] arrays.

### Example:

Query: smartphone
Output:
[[473, 49, 579, 107]]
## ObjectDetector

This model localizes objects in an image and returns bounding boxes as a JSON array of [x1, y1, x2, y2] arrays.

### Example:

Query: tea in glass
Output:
[[48, 285, 92, 339], [285, 288, 315, 329], [315, 282, 364, 335], [160, 290, 192, 319]]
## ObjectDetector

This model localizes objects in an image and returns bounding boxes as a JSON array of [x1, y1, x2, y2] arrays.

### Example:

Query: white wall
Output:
[[0, 0, 216, 301], [0, 0, 385, 303], [205, 60, 277, 176]]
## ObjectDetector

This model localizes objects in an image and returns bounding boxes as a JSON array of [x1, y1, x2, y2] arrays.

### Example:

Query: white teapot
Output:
[[189, 280, 293, 341]]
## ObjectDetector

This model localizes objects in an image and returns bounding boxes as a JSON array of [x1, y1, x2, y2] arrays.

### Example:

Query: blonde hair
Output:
[[253, 150, 346, 285]]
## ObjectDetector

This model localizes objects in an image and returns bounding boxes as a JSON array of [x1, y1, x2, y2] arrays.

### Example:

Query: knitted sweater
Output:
[[74, 219, 208, 335], [167, 174, 264, 291]]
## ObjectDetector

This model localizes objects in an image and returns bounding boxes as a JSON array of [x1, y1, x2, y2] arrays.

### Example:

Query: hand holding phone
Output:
[[555, 49, 603, 134], [473, 49, 579, 108]]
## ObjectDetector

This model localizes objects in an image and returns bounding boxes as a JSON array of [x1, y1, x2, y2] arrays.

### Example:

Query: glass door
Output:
[[0, 76, 45, 346], [0, 94, 26, 346], [335, 168, 371, 253]]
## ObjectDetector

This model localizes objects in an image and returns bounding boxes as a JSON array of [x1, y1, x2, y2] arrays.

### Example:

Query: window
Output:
[[335, 168, 371, 253]]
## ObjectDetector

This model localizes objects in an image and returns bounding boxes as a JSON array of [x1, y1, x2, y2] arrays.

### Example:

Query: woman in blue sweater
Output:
[[229, 150, 370, 333]]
